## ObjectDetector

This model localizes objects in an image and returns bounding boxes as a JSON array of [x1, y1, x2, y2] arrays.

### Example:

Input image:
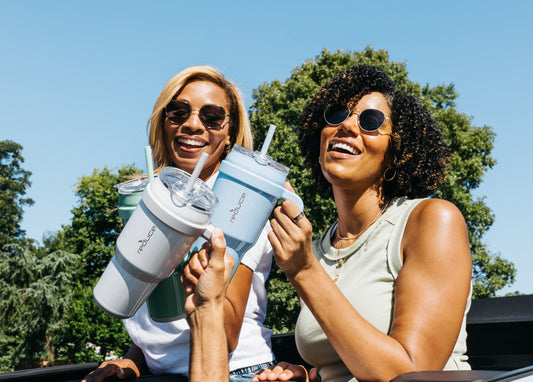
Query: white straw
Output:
[[260, 124, 277, 157], [144, 146, 154, 182], [184, 152, 209, 195]]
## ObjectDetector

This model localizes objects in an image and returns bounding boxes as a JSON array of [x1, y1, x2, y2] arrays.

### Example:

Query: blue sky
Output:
[[1, 0, 531, 295]]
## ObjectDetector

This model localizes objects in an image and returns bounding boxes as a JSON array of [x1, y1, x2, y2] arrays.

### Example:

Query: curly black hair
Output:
[[299, 65, 450, 202]]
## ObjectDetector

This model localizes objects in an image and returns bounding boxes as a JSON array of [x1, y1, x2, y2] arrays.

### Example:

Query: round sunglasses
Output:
[[164, 99, 230, 130], [324, 106, 390, 132]]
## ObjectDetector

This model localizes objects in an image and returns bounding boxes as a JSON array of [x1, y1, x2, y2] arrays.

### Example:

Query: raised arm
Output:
[[185, 228, 235, 382], [182, 245, 252, 352]]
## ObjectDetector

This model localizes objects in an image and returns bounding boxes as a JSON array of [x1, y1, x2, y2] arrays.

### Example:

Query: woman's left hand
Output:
[[268, 200, 315, 280]]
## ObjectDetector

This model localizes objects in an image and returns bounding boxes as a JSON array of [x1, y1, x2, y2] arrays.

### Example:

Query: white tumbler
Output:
[[93, 167, 218, 319]]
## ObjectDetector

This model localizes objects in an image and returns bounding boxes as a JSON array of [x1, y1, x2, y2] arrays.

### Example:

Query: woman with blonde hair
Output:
[[148, 65, 253, 177], [83, 66, 275, 382]]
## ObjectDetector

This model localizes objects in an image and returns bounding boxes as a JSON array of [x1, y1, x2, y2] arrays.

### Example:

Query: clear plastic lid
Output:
[[159, 167, 218, 212], [231, 145, 289, 175], [114, 178, 150, 194]]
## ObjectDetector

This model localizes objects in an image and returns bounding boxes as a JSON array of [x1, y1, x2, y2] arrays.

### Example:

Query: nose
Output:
[[183, 109, 204, 132], [337, 114, 361, 136]]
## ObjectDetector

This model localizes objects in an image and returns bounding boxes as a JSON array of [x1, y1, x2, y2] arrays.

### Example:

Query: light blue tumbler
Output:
[[147, 125, 304, 322]]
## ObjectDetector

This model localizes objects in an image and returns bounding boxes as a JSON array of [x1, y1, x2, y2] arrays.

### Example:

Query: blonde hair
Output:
[[148, 66, 253, 171]]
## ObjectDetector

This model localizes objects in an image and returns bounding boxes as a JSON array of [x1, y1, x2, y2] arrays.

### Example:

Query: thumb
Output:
[[209, 228, 226, 265], [209, 228, 234, 282]]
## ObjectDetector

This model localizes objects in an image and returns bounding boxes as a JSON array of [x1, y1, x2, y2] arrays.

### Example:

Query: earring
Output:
[[384, 168, 396, 181]]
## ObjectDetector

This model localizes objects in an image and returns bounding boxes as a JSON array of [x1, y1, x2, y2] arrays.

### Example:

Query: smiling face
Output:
[[320, 92, 392, 192], [163, 80, 231, 180]]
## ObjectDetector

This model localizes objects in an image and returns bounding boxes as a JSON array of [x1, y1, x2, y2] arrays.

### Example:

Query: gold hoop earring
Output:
[[384, 168, 396, 181]]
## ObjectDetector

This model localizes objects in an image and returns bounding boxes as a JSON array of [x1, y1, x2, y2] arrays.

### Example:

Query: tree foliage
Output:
[[250, 47, 515, 332], [0, 159, 141, 370], [0, 140, 34, 249], [57, 166, 142, 284], [46, 166, 142, 362], [0, 243, 79, 371]]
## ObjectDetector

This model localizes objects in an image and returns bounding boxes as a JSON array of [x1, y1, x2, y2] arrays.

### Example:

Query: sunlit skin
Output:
[[163, 80, 231, 181], [263, 91, 472, 382]]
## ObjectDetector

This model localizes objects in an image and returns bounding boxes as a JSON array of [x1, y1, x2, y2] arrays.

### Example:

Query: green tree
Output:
[[52, 282, 131, 363], [46, 165, 142, 363], [0, 140, 34, 249], [57, 166, 142, 284], [0, 243, 78, 371], [250, 47, 514, 332]]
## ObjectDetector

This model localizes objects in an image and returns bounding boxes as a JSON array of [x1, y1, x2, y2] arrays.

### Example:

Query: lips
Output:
[[176, 137, 207, 149], [329, 140, 360, 155]]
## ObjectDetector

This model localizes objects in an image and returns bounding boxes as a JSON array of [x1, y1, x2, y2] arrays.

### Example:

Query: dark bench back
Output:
[[466, 294, 533, 370], [0, 295, 531, 381], [271, 295, 533, 371]]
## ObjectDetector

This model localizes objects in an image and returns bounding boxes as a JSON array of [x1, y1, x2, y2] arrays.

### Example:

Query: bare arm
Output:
[[183, 248, 252, 352], [268, 199, 471, 382], [186, 228, 234, 382]]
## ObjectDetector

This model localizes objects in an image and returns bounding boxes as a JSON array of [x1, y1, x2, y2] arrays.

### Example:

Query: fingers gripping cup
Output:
[[93, 166, 218, 319]]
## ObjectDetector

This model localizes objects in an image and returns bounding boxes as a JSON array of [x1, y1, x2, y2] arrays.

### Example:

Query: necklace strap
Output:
[[334, 203, 388, 247]]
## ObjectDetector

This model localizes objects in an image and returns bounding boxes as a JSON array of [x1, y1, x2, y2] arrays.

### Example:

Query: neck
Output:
[[332, 187, 386, 245], [199, 162, 220, 181]]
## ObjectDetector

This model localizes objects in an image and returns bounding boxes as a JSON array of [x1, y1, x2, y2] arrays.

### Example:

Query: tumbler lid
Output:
[[159, 167, 218, 212], [114, 178, 150, 194]]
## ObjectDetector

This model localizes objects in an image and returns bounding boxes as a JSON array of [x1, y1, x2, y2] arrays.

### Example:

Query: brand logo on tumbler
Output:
[[137, 225, 156, 254], [229, 193, 246, 223]]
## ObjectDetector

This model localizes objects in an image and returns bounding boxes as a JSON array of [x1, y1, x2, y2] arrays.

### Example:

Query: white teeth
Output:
[[177, 138, 206, 147], [331, 142, 358, 155]]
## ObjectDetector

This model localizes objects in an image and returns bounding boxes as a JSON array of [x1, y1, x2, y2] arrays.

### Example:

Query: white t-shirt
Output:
[[123, 173, 275, 375]]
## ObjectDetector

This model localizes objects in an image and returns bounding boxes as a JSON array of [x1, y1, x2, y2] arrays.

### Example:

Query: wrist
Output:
[[187, 303, 225, 327], [286, 258, 320, 284]]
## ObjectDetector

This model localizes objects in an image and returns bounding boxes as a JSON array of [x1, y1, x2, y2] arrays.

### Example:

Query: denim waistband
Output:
[[230, 361, 277, 376]]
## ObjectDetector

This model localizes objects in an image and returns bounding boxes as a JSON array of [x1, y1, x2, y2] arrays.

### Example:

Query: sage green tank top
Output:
[[295, 197, 471, 382]]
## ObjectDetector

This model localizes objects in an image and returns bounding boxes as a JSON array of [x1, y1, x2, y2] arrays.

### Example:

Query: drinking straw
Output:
[[260, 124, 277, 157], [144, 146, 154, 183], [184, 152, 209, 195]]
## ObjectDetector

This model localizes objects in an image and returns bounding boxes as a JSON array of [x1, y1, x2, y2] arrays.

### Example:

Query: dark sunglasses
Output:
[[324, 106, 390, 132], [164, 99, 230, 130]]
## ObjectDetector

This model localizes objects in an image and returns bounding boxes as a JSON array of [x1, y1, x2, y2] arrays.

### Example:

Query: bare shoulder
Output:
[[402, 198, 470, 264], [409, 198, 466, 230]]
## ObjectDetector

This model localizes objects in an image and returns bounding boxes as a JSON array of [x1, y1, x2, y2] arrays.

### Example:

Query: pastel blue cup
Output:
[[147, 144, 303, 322]]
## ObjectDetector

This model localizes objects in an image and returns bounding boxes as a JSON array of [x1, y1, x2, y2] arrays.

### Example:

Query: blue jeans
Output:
[[229, 361, 277, 382]]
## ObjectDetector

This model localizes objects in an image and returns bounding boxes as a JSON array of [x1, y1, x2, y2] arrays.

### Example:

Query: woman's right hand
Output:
[[268, 200, 315, 280], [81, 358, 140, 381], [252, 362, 312, 382]]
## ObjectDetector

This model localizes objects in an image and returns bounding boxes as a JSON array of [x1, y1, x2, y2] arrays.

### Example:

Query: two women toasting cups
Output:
[[85, 64, 472, 382]]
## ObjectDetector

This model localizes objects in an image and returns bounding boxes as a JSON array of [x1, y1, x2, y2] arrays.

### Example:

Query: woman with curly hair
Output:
[[256, 65, 472, 382]]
